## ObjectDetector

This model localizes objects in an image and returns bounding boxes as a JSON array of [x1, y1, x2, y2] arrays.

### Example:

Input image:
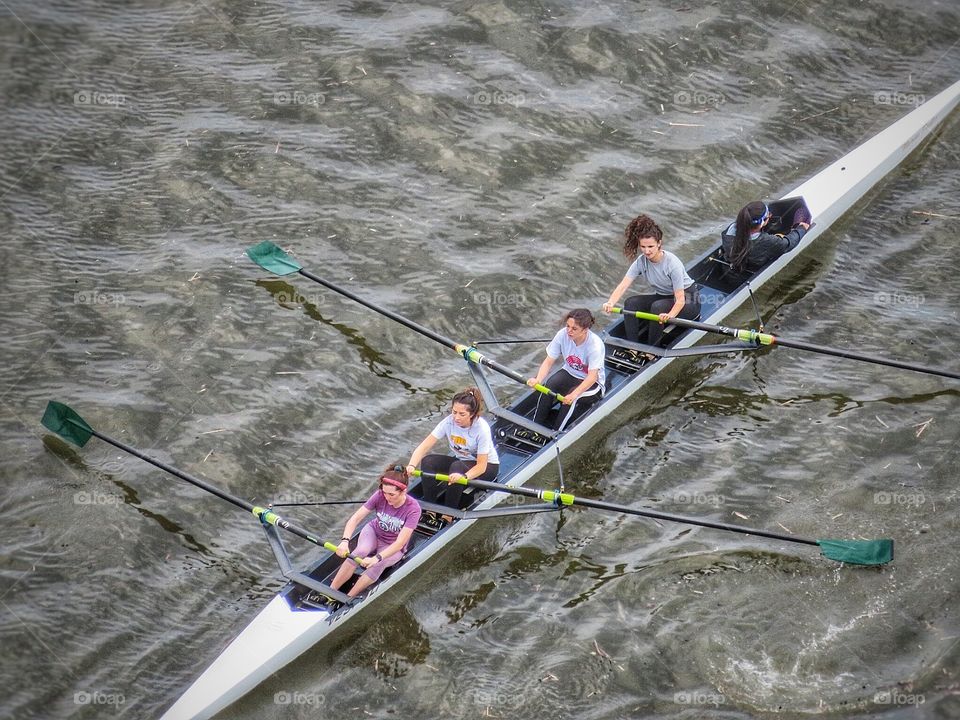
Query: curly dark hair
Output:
[[623, 214, 664, 260]]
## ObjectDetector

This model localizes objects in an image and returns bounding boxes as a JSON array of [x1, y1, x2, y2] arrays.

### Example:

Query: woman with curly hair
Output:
[[602, 214, 701, 346]]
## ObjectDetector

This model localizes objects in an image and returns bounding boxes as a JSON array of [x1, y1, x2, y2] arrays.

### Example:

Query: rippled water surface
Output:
[[2, 1, 960, 718]]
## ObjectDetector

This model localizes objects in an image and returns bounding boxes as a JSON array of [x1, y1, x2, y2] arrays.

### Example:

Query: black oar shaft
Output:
[[297, 268, 459, 353], [83, 425, 324, 548], [621, 310, 960, 381], [421, 472, 818, 548], [297, 269, 541, 390], [769, 336, 960, 381]]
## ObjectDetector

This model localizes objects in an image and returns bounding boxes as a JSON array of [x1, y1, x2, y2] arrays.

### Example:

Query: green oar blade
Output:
[[247, 241, 302, 276], [818, 538, 894, 566], [41, 401, 94, 447]]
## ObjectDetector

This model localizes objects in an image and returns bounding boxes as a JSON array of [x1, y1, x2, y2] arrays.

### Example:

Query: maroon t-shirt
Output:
[[363, 491, 422, 548]]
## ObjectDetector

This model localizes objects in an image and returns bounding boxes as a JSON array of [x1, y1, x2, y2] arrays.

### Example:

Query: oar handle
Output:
[[610, 306, 759, 341], [413, 470, 576, 505], [322, 541, 369, 565], [454, 345, 566, 402], [610, 306, 960, 381]]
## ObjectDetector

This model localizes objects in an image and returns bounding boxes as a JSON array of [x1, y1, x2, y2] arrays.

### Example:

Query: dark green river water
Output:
[[2, 1, 959, 718]]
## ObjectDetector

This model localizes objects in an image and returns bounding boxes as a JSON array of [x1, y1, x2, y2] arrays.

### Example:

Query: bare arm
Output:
[[562, 368, 599, 405], [603, 275, 634, 313], [336, 506, 371, 557], [360, 526, 415, 567], [406, 434, 439, 475], [658, 287, 686, 322], [449, 453, 488, 482], [527, 355, 557, 387]]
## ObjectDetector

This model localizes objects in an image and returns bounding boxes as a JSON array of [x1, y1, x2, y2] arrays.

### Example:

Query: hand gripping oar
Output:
[[415, 471, 893, 566], [41, 400, 328, 549], [246, 241, 566, 403], [612, 307, 960, 381], [322, 541, 369, 565]]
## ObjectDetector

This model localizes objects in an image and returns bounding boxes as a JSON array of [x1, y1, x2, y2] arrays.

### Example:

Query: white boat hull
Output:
[[160, 79, 960, 719]]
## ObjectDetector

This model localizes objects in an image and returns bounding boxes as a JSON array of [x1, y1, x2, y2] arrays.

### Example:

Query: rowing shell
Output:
[[159, 79, 960, 720]]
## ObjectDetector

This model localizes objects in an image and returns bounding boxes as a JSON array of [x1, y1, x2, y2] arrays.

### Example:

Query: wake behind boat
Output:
[[42, 80, 960, 720]]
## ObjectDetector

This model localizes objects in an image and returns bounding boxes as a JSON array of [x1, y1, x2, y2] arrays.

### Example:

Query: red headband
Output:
[[380, 476, 407, 491]]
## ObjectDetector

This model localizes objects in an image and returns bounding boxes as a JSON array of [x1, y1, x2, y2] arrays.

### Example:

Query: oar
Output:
[[322, 541, 369, 565], [612, 307, 960, 381], [41, 400, 327, 549], [414, 471, 894, 566], [246, 241, 566, 403]]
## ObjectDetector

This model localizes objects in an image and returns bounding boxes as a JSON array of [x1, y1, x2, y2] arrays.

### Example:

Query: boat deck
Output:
[[281, 196, 809, 610]]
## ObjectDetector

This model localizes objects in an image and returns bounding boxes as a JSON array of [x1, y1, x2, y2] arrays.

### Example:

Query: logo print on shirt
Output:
[[377, 511, 405, 534], [566, 354, 588, 373]]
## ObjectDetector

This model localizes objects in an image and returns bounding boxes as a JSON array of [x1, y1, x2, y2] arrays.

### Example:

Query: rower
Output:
[[526, 309, 606, 432], [721, 200, 811, 274], [330, 466, 422, 598], [602, 214, 701, 348], [405, 387, 500, 519]]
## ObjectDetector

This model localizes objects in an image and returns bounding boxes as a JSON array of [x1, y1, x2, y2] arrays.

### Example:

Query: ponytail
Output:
[[452, 387, 483, 419], [380, 464, 410, 491], [730, 201, 768, 271]]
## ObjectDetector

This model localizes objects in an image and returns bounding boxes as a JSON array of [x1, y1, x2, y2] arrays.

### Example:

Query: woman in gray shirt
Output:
[[603, 214, 701, 347]]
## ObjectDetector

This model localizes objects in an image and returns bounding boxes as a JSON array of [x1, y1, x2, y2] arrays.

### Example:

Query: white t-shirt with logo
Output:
[[546, 328, 606, 390], [431, 415, 500, 464]]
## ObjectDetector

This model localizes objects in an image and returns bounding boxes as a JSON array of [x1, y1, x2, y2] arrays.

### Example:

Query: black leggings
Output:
[[532, 368, 603, 432], [623, 285, 701, 346], [419, 454, 499, 509]]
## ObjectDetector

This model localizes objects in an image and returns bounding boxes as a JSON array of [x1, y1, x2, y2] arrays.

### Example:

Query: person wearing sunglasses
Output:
[[330, 466, 422, 598], [722, 200, 811, 274]]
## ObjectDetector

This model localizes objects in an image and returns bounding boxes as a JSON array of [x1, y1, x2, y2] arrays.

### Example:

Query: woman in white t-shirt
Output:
[[526, 308, 606, 432], [405, 387, 499, 512], [602, 214, 700, 346]]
